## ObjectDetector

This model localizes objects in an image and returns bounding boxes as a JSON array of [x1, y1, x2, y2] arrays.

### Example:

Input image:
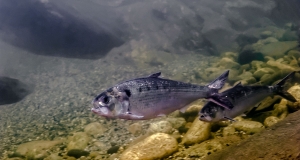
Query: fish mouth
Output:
[[91, 107, 114, 118], [91, 100, 114, 118], [199, 114, 211, 122]]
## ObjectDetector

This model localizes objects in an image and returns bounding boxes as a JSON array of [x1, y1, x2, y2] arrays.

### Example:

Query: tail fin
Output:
[[207, 70, 234, 109], [275, 71, 297, 102], [207, 70, 229, 90]]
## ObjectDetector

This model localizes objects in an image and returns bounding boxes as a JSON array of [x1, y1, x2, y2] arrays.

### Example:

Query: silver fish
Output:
[[92, 71, 231, 120], [199, 71, 297, 122]]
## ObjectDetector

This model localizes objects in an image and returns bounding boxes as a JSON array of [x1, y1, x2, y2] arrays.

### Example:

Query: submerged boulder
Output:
[[182, 118, 211, 145], [0, 76, 31, 105], [258, 41, 298, 58]]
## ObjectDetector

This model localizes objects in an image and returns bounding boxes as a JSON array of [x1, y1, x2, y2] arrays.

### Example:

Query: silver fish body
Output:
[[199, 71, 297, 122], [92, 71, 230, 120]]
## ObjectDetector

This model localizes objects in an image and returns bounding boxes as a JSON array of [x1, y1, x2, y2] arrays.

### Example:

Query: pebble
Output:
[[166, 117, 186, 129], [67, 132, 90, 150], [127, 122, 142, 135], [67, 149, 90, 159], [222, 126, 236, 136], [218, 57, 241, 69], [84, 122, 106, 137], [253, 68, 275, 79], [147, 120, 173, 134], [264, 116, 280, 127]]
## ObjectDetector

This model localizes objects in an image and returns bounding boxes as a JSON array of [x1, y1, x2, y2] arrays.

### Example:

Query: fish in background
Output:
[[92, 70, 233, 120], [199, 71, 297, 122], [0, 76, 31, 105]]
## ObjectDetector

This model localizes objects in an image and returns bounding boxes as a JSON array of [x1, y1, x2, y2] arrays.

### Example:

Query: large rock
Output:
[[205, 110, 300, 160], [15, 140, 63, 159], [258, 41, 298, 58], [182, 118, 211, 145], [288, 85, 300, 102], [266, 60, 299, 72], [119, 133, 178, 160], [253, 68, 275, 79], [272, 99, 289, 118], [231, 121, 264, 134], [218, 57, 241, 69]]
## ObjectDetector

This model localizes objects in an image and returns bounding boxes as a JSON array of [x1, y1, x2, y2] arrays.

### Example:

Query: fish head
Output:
[[91, 87, 132, 119], [91, 91, 117, 118], [199, 101, 224, 122]]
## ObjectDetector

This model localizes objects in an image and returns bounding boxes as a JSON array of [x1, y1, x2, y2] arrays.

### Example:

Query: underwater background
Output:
[[0, 0, 299, 159]]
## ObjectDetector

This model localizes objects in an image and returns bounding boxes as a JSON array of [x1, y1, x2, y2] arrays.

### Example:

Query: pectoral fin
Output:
[[157, 114, 166, 117], [224, 116, 235, 122]]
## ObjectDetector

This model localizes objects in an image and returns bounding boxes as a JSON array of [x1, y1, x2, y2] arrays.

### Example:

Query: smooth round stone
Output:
[[264, 116, 280, 127]]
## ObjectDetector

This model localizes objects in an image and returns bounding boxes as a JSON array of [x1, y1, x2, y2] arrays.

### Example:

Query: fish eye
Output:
[[102, 96, 110, 104]]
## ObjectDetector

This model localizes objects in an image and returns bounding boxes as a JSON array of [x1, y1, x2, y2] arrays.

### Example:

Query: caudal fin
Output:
[[207, 70, 229, 90], [275, 71, 297, 102]]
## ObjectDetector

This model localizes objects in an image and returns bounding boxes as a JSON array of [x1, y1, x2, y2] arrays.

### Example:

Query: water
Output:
[[0, 0, 299, 159]]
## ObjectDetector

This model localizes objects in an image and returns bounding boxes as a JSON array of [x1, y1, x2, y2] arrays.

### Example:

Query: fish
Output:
[[199, 71, 297, 122], [91, 70, 232, 120]]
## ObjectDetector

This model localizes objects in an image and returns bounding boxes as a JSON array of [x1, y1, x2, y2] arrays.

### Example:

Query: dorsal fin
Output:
[[148, 72, 161, 78], [207, 70, 229, 89]]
